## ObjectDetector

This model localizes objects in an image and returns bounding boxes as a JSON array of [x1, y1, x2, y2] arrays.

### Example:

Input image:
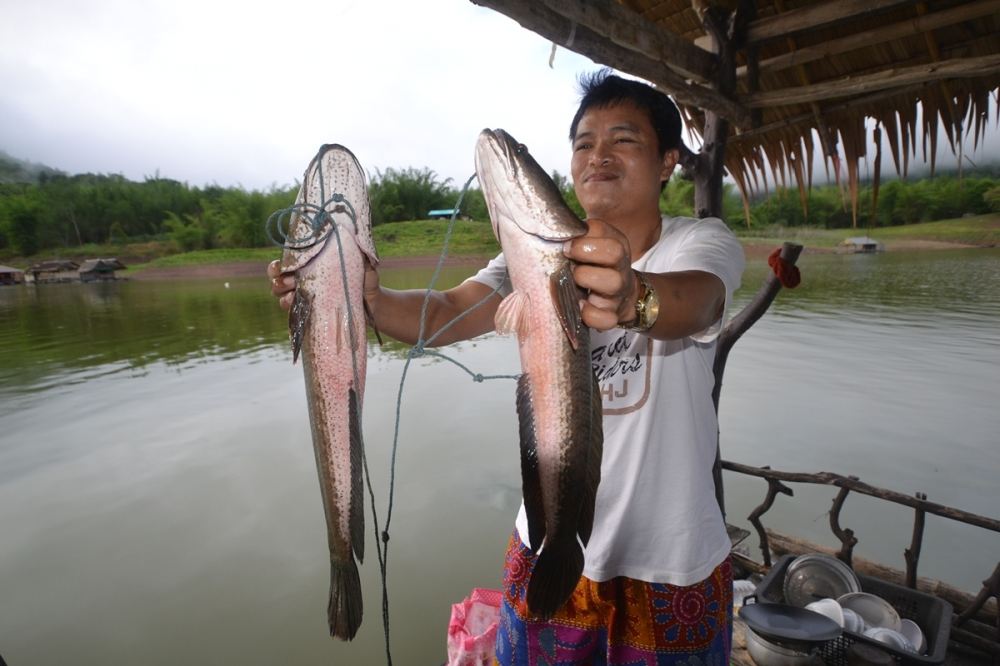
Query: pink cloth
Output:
[[446, 588, 503, 666]]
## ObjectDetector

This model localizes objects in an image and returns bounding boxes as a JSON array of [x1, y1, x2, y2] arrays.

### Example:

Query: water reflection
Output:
[[747, 249, 1000, 317], [0, 249, 997, 666]]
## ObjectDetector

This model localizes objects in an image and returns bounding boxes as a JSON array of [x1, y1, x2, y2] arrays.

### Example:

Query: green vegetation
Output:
[[373, 219, 498, 257], [118, 213, 997, 272], [1, 149, 998, 269]]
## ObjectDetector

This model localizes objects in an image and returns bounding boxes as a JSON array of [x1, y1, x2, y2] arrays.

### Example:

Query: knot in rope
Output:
[[768, 247, 801, 288], [265, 193, 358, 250]]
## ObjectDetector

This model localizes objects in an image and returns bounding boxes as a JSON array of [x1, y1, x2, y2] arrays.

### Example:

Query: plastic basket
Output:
[[754, 554, 953, 665]]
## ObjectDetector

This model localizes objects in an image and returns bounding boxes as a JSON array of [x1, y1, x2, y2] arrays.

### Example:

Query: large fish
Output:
[[279, 144, 378, 640], [474, 128, 603, 619]]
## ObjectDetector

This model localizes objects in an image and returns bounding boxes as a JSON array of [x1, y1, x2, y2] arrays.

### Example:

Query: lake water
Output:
[[1, 249, 998, 665]]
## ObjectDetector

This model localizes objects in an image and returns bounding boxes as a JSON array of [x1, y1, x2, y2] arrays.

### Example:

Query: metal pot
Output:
[[745, 627, 822, 666]]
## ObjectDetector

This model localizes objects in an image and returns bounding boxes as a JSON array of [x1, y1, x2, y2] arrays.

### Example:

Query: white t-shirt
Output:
[[468, 215, 745, 586]]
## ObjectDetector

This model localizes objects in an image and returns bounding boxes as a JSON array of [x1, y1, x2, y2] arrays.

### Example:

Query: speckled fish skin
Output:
[[475, 128, 603, 620], [280, 144, 378, 641]]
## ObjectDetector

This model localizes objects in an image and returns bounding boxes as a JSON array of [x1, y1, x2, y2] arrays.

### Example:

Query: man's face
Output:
[[570, 102, 677, 222]]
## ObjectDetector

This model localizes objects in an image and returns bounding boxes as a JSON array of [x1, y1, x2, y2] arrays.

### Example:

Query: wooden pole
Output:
[[690, 3, 739, 219], [694, 0, 757, 518]]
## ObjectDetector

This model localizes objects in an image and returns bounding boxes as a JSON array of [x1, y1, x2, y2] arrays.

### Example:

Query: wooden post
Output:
[[693, 0, 752, 520], [690, 3, 738, 219]]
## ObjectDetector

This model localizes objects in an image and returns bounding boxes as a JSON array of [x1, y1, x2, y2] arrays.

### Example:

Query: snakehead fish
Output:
[[278, 144, 378, 640], [474, 128, 603, 619]]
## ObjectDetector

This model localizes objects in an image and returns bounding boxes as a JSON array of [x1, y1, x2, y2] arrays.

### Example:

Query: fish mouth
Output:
[[476, 128, 524, 240], [475, 127, 588, 243], [478, 128, 521, 178]]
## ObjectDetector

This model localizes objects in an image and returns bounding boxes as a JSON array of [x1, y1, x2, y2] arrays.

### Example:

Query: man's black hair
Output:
[[569, 69, 682, 156]]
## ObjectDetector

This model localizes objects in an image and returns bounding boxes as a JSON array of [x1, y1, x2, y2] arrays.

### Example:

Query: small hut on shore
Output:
[[26, 260, 80, 283], [79, 258, 127, 282], [839, 236, 885, 253], [0, 265, 25, 285]]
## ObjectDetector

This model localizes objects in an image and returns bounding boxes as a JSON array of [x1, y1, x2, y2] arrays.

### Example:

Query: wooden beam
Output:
[[740, 0, 1000, 77], [471, 0, 752, 127], [538, 0, 718, 83], [744, 54, 1000, 108], [746, 0, 918, 44]]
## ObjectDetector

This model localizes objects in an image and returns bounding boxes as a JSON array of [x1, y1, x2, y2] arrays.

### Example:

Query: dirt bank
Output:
[[129, 254, 496, 281]]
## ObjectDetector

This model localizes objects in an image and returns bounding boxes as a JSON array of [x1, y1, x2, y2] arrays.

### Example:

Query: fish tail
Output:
[[328, 558, 363, 640], [526, 536, 584, 620]]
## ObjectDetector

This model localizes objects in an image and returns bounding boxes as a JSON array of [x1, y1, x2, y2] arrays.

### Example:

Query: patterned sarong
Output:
[[494, 531, 732, 666]]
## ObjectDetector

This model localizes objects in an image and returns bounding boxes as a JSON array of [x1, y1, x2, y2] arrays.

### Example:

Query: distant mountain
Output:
[[0, 150, 66, 184]]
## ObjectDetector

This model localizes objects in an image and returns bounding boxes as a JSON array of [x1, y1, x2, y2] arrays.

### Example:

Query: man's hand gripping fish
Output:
[[474, 129, 603, 620], [279, 144, 378, 640]]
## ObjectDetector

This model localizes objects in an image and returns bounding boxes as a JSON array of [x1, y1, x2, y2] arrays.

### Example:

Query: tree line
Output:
[[1, 160, 998, 257]]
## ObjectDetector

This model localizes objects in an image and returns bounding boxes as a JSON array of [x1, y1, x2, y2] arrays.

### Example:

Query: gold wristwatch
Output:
[[621, 270, 659, 332]]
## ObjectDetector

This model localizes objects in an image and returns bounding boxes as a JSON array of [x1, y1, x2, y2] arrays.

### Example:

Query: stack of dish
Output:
[[739, 598, 841, 665], [782, 555, 926, 655]]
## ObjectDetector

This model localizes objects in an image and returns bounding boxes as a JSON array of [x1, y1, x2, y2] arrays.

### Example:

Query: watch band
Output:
[[620, 270, 660, 332]]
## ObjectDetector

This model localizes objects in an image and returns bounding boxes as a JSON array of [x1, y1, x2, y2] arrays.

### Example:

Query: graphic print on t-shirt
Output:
[[591, 332, 652, 415]]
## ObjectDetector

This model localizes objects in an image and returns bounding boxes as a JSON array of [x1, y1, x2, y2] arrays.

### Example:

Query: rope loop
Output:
[[266, 194, 358, 251]]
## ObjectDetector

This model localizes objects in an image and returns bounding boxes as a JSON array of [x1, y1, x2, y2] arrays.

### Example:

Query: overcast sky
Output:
[[2, 0, 995, 192]]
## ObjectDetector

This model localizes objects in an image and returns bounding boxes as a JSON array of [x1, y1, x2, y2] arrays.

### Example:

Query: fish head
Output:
[[280, 144, 379, 275], [475, 129, 587, 245]]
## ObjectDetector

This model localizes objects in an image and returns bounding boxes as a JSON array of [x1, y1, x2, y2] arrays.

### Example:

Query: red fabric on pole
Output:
[[767, 248, 801, 288]]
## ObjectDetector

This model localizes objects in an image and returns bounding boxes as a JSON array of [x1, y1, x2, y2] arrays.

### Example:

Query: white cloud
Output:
[[3, 0, 993, 192], [0, 0, 596, 189]]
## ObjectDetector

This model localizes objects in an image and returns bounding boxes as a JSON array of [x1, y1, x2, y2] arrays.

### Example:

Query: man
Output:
[[269, 70, 745, 665]]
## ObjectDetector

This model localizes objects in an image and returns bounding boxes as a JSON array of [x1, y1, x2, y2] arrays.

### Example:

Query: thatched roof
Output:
[[79, 258, 126, 273], [473, 0, 1000, 219], [29, 260, 79, 272]]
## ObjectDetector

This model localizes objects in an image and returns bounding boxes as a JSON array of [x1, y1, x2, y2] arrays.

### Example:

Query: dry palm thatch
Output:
[[472, 0, 1000, 225]]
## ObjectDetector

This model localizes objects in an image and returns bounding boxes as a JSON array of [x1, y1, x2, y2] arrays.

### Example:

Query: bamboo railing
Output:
[[723, 460, 1000, 658]]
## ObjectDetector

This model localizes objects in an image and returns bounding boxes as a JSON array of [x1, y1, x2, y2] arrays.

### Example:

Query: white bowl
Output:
[[863, 626, 915, 652], [805, 598, 844, 627], [899, 618, 926, 653], [734, 579, 758, 607], [841, 608, 867, 634], [838, 592, 901, 632]]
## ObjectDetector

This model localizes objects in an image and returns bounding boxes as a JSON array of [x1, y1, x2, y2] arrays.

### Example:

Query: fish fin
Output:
[[349, 387, 365, 563], [550, 263, 584, 351], [328, 557, 363, 640], [495, 290, 530, 338], [289, 290, 312, 363], [516, 373, 546, 554], [526, 537, 584, 620], [576, 371, 604, 548]]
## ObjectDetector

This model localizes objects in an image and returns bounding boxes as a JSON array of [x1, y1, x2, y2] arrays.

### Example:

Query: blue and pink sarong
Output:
[[494, 531, 733, 666]]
